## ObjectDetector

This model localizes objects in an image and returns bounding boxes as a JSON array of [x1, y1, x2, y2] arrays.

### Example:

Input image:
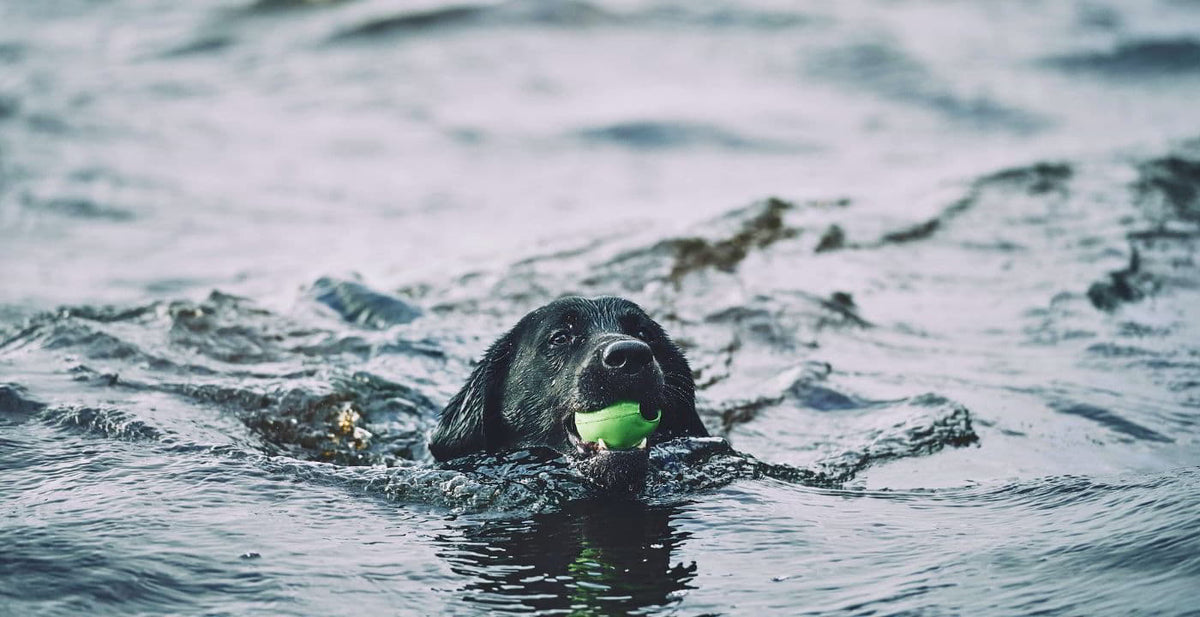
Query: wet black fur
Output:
[[429, 297, 708, 463]]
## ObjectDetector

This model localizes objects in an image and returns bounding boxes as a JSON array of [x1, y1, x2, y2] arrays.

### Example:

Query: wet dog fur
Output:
[[429, 296, 708, 492]]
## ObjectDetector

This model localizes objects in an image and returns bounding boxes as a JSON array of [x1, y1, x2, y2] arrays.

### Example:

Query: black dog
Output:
[[429, 296, 709, 492]]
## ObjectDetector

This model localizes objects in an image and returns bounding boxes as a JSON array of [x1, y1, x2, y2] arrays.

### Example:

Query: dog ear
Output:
[[429, 332, 516, 461], [654, 341, 709, 438]]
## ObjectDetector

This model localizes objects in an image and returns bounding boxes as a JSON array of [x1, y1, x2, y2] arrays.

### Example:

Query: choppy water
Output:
[[3, 1, 1200, 615]]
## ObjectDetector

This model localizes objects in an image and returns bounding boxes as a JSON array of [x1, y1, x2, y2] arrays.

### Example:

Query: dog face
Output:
[[429, 297, 708, 490]]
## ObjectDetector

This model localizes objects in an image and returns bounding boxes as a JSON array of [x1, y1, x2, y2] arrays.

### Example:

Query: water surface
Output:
[[2, 1, 1199, 615]]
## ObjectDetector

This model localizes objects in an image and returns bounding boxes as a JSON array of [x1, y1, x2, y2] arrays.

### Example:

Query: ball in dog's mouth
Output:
[[572, 401, 660, 453]]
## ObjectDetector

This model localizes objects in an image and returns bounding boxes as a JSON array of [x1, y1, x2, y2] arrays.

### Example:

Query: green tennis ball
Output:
[[574, 401, 661, 450]]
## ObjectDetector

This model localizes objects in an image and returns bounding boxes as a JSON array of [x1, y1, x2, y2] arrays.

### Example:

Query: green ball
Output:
[[574, 401, 661, 450]]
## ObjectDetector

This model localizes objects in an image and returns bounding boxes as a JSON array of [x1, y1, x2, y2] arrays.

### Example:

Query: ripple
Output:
[[1046, 38, 1200, 77], [810, 41, 1047, 133], [576, 120, 802, 152]]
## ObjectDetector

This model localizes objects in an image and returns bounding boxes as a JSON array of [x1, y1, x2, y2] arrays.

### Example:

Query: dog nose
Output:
[[602, 339, 653, 374]]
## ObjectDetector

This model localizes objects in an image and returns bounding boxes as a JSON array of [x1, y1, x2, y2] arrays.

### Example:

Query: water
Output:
[[2, 0, 1200, 615]]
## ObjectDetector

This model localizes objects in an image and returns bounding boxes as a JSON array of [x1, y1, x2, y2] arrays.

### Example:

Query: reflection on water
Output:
[[441, 502, 695, 614]]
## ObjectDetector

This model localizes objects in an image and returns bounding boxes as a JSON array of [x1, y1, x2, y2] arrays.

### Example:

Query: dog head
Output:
[[429, 296, 708, 492]]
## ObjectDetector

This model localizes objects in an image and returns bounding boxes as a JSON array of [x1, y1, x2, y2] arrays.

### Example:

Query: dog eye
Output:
[[548, 330, 572, 346], [619, 314, 653, 341]]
